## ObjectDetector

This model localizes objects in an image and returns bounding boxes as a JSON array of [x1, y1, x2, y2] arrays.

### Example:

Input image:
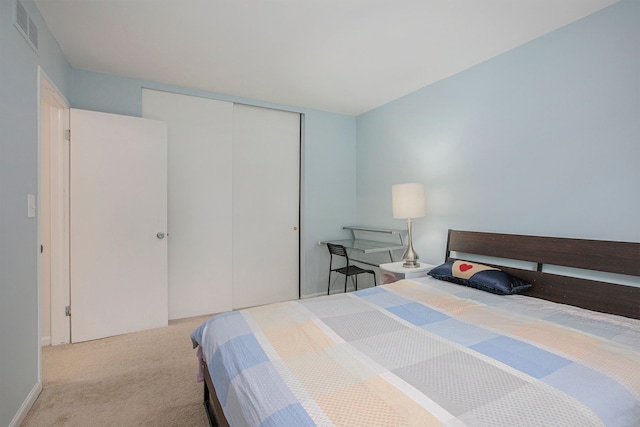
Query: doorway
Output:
[[38, 68, 70, 346]]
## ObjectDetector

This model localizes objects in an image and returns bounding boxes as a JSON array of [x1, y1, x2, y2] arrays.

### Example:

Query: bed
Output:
[[191, 230, 640, 426]]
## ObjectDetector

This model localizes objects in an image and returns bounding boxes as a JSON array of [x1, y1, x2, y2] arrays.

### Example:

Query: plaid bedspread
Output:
[[191, 277, 640, 426]]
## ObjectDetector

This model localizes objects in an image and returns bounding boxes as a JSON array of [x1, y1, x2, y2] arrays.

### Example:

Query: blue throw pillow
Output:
[[427, 260, 531, 295]]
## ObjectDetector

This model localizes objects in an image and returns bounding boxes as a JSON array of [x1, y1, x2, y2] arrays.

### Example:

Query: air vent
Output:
[[15, 0, 28, 34], [28, 16, 38, 49], [13, 0, 38, 54]]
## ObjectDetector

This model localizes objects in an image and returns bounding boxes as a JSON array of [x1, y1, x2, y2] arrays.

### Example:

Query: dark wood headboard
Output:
[[445, 230, 640, 319]]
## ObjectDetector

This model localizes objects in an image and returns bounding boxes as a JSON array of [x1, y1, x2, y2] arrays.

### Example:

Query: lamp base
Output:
[[402, 259, 421, 268], [402, 218, 420, 268]]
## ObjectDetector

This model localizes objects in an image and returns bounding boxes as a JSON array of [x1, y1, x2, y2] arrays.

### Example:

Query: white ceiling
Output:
[[35, 0, 618, 116]]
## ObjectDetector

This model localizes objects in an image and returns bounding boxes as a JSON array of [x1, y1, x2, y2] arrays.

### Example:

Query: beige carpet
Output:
[[22, 315, 212, 427]]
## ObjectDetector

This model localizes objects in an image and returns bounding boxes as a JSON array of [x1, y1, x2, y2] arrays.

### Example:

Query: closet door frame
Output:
[[142, 90, 303, 316]]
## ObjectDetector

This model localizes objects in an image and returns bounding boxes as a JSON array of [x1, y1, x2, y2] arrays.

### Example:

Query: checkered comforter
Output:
[[191, 277, 640, 426]]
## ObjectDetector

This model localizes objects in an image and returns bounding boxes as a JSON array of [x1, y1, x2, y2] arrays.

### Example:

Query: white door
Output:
[[70, 109, 168, 343], [142, 89, 234, 319], [232, 104, 300, 309]]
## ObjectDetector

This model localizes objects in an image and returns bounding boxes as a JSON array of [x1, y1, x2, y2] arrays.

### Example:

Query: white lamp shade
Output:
[[392, 183, 426, 219]]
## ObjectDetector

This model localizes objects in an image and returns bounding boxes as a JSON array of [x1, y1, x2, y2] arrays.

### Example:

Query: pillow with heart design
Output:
[[427, 260, 532, 295]]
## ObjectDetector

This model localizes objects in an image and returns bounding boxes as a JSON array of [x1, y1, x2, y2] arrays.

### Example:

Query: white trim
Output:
[[37, 67, 69, 107], [298, 114, 305, 300], [37, 66, 44, 390], [49, 106, 71, 345], [8, 381, 42, 427], [41, 336, 51, 346]]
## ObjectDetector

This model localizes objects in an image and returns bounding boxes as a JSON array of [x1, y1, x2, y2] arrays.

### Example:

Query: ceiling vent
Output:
[[13, 0, 38, 53]]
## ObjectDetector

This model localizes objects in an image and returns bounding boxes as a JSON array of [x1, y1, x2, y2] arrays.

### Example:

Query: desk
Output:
[[322, 226, 407, 266]]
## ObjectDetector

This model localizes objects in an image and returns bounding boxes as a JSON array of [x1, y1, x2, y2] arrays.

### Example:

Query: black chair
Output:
[[327, 243, 377, 295]]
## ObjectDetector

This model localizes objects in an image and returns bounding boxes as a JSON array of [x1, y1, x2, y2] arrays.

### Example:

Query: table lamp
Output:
[[392, 183, 426, 268]]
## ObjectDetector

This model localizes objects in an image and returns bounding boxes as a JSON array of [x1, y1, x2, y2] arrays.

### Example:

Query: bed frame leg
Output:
[[203, 380, 216, 427]]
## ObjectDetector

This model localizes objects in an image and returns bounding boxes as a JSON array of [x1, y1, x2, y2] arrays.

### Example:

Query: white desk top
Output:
[[323, 239, 406, 254]]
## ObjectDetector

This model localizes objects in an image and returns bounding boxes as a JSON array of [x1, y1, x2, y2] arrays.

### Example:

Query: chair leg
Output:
[[327, 271, 331, 295], [373, 272, 377, 287], [355, 274, 358, 291], [344, 274, 348, 293]]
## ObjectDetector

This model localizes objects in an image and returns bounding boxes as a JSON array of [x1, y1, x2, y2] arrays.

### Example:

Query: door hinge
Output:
[[40, 244, 43, 254], [64, 129, 70, 141], [65, 306, 71, 317]]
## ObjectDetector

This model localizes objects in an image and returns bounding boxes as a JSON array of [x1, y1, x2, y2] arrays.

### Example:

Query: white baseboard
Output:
[[301, 291, 327, 299], [41, 336, 51, 346], [8, 381, 42, 427]]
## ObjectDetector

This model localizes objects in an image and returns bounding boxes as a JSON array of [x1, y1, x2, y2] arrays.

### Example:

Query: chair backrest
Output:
[[327, 243, 349, 259]]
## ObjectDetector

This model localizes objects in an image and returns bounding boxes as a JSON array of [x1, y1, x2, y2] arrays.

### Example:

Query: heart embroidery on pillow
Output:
[[459, 263, 473, 272], [452, 260, 499, 280]]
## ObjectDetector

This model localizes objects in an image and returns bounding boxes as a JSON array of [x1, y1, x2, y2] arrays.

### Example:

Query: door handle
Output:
[[157, 232, 166, 239]]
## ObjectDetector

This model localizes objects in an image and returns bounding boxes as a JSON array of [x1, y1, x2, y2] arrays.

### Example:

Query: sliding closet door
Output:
[[232, 104, 300, 309], [142, 89, 234, 319]]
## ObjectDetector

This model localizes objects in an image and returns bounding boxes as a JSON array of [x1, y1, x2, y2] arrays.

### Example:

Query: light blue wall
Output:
[[4, 2, 635, 423], [303, 111, 357, 293], [70, 70, 357, 298], [356, 0, 640, 267], [0, 0, 72, 425]]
